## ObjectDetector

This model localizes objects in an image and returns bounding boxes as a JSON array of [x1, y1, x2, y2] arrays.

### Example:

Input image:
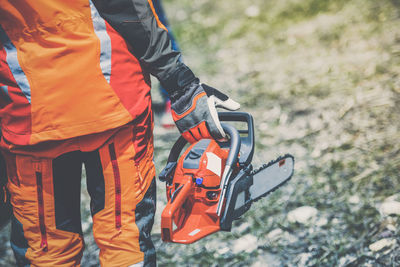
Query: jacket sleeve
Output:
[[92, 0, 198, 97]]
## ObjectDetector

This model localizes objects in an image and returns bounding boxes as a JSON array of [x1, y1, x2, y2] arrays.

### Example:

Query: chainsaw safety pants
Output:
[[2, 122, 156, 267]]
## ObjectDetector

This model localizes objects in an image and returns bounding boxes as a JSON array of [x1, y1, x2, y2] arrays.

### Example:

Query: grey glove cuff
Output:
[[170, 81, 201, 112], [162, 63, 198, 101], [170, 82, 225, 141]]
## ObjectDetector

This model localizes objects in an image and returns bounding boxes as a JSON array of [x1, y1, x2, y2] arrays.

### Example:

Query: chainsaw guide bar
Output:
[[249, 154, 295, 203]]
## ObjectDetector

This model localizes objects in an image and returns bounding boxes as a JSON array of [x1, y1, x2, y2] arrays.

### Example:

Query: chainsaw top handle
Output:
[[159, 112, 254, 183], [165, 123, 241, 167], [166, 112, 253, 165]]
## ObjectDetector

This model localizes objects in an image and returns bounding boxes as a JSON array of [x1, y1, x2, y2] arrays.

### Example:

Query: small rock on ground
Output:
[[369, 238, 396, 252], [287, 206, 318, 224], [233, 234, 258, 253], [380, 201, 400, 216]]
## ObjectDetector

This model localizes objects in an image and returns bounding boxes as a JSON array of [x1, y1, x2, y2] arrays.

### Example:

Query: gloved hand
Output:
[[170, 82, 240, 143]]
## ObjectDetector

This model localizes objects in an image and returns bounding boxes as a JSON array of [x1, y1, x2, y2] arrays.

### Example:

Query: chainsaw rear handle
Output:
[[161, 178, 194, 242]]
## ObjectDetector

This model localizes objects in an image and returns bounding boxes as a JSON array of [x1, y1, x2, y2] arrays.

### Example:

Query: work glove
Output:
[[170, 82, 240, 143]]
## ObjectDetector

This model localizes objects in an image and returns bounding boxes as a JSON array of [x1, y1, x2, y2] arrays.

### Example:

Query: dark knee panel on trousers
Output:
[[53, 151, 83, 234], [84, 150, 106, 216], [135, 178, 157, 266]]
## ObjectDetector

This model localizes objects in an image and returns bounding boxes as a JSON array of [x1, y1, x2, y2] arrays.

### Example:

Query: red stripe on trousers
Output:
[[35, 171, 48, 251], [108, 143, 122, 230]]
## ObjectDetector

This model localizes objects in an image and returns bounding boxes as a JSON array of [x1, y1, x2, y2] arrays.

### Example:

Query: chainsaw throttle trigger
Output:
[[159, 162, 177, 183]]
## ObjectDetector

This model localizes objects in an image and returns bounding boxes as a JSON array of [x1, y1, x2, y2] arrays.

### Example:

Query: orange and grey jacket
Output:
[[0, 0, 196, 146]]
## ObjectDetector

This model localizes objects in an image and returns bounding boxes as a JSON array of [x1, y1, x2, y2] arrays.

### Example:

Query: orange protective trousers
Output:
[[2, 122, 156, 266]]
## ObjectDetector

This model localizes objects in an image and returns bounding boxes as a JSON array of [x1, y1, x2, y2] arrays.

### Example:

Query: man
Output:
[[0, 0, 239, 266]]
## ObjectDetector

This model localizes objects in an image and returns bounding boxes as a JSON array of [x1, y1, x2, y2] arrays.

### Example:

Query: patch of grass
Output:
[[154, 0, 400, 266]]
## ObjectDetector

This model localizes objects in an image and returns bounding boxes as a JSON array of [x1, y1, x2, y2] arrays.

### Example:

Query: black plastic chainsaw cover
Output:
[[220, 167, 254, 231]]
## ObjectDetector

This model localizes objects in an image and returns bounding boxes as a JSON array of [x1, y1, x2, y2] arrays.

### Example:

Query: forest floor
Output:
[[1, 0, 399, 266]]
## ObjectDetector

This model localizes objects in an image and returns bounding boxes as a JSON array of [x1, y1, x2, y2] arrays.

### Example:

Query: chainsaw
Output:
[[159, 112, 294, 244]]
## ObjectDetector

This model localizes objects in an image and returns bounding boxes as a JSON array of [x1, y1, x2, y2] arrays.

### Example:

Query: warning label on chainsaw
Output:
[[206, 152, 222, 176]]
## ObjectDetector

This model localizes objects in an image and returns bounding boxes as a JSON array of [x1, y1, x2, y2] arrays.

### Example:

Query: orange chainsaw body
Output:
[[161, 139, 229, 244]]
